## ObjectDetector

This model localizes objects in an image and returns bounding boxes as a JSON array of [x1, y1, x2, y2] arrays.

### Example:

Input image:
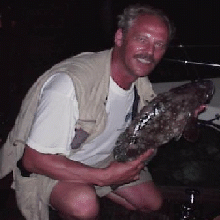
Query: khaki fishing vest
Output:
[[0, 49, 155, 178]]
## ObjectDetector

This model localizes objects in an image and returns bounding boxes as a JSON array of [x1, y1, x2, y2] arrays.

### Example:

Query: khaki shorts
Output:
[[95, 167, 152, 197], [15, 154, 153, 219], [39, 166, 151, 200], [91, 154, 153, 197]]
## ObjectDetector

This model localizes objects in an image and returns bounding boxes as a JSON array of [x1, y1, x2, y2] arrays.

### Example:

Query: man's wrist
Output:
[[92, 167, 111, 187]]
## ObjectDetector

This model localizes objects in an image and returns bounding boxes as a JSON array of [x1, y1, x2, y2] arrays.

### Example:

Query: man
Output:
[[0, 4, 175, 220]]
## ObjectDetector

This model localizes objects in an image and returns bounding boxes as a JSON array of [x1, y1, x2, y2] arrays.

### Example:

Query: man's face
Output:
[[116, 14, 169, 78]]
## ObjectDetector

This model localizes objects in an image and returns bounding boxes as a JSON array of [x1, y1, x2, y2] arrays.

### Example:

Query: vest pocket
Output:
[[14, 167, 39, 219]]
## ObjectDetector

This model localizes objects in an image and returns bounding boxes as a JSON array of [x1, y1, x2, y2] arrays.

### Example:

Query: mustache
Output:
[[133, 54, 155, 63]]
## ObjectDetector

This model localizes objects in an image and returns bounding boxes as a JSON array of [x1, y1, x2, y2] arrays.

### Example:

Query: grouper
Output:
[[113, 80, 215, 162]]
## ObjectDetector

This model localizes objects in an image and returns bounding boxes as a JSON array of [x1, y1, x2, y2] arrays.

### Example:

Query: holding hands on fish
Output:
[[107, 96, 208, 188], [109, 81, 213, 191], [194, 105, 206, 116], [104, 148, 155, 185]]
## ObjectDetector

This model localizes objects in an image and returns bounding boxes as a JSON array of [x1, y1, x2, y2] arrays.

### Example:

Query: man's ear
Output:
[[114, 28, 123, 47]]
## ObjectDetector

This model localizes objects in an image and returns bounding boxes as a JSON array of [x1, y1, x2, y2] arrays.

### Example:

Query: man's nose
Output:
[[145, 42, 155, 55]]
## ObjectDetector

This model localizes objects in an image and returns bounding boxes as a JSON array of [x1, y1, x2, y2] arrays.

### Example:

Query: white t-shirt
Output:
[[27, 73, 134, 166]]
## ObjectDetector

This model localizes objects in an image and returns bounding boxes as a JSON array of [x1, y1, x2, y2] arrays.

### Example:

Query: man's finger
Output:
[[194, 105, 206, 117], [133, 174, 140, 180], [138, 148, 155, 162]]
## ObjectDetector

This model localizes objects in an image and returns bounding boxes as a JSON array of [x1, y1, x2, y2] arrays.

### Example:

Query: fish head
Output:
[[195, 79, 215, 104], [170, 79, 215, 105], [178, 80, 215, 142]]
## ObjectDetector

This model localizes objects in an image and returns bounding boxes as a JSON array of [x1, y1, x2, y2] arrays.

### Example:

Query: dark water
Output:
[[149, 124, 220, 188]]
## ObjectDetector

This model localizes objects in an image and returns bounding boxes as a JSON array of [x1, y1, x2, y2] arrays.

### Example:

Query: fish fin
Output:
[[183, 116, 199, 142]]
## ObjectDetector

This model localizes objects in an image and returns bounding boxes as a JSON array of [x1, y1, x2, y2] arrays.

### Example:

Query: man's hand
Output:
[[194, 105, 206, 117], [23, 145, 155, 187], [102, 148, 155, 186]]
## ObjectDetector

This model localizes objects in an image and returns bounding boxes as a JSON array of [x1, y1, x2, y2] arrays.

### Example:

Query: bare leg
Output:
[[50, 182, 100, 220], [106, 181, 163, 212]]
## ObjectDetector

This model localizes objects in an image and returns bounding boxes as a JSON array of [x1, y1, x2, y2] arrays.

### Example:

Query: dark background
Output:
[[0, 0, 220, 134], [0, 3, 220, 216], [1, 1, 220, 53]]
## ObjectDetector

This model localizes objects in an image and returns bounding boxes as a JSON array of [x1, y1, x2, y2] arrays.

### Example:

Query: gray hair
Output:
[[117, 4, 175, 41]]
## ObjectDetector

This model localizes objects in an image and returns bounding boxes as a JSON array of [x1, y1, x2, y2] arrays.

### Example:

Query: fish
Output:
[[113, 80, 215, 162]]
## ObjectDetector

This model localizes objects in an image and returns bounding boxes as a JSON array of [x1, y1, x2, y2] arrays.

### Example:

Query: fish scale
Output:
[[113, 80, 214, 162]]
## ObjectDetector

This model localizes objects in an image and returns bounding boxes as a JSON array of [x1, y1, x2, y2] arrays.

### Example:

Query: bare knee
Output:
[[50, 182, 100, 220], [141, 192, 163, 212], [67, 197, 99, 219], [115, 182, 163, 213]]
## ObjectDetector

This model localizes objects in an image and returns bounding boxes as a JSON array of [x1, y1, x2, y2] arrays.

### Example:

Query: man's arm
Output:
[[22, 145, 154, 187]]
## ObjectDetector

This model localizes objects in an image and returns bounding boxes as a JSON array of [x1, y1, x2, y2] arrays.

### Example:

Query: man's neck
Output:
[[111, 48, 137, 90]]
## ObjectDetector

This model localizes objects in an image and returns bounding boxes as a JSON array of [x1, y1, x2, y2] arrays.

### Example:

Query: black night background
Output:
[[0, 1, 220, 219]]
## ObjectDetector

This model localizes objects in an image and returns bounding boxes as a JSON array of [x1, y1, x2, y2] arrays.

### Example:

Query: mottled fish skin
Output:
[[113, 80, 214, 162]]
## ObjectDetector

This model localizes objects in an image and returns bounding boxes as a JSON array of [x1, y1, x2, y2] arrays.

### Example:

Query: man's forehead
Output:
[[133, 14, 168, 30], [126, 14, 169, 39], [128, 15, 169, 37]]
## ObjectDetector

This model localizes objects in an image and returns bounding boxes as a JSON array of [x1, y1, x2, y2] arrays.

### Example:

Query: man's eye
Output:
[[135, 36, 146, 43], [139, 37, 146, 43], [155, 43, 166, 49]]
